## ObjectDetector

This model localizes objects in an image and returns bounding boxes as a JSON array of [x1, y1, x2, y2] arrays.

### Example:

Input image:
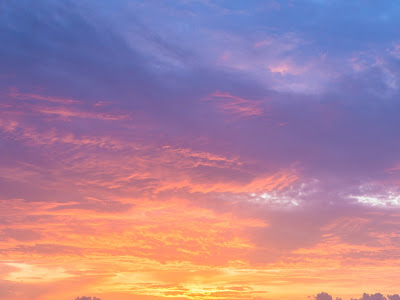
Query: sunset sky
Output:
[[1, 1, 400, 300]]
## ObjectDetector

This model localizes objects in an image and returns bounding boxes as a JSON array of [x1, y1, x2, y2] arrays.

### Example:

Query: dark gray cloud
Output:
[[314, 292, 400, 300]]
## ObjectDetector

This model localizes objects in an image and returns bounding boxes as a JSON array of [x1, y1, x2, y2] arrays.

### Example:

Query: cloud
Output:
[[352, 294, 400, 300], [315, 292, 333, 300], [313, 292, 400, 300], [204, 91, 265, 118]]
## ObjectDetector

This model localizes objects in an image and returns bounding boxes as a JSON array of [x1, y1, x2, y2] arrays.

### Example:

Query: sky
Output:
[[1, 0, 400, 299]]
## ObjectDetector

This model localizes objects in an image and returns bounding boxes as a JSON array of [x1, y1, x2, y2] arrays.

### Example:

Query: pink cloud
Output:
[[204, 91, 264, 118]]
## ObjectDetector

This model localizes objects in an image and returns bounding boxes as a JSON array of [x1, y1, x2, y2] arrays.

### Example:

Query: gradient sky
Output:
[[1, 1, 400, 300]]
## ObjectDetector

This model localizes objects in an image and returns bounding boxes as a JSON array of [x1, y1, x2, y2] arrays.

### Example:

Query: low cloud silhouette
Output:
[[352, 293, 400, 300], [314, 292, 400, 300], [315, 292, 342, 300]]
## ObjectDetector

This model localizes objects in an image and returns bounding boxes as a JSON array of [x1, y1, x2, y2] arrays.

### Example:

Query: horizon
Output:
[[73, 293, 400, 300], [1, 1, 400, 300]]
